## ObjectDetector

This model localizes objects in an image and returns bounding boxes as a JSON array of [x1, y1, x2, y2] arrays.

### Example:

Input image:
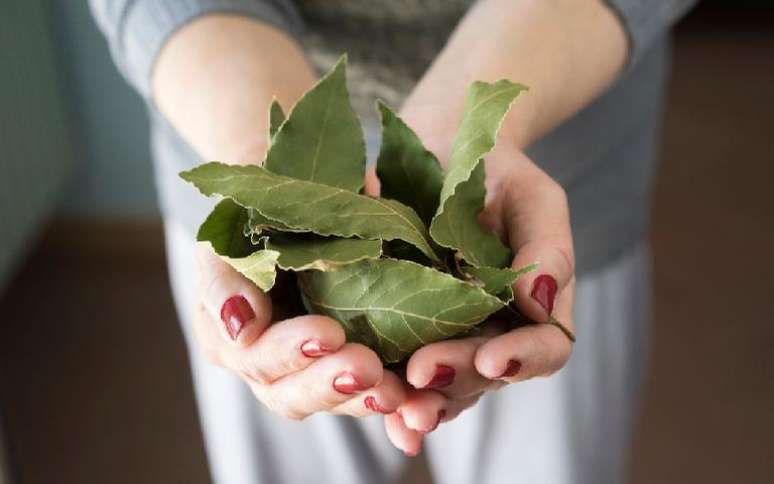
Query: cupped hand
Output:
[[191, 142, 409, 421], [372, 115, 577, 455]]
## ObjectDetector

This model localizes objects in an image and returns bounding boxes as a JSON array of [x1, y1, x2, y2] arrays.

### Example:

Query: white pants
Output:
[[164, 220, 650, 484]]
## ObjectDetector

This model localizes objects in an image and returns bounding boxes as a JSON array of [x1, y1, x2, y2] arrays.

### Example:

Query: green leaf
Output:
[[196, 200, 280, 291], [264, 55, 365, 192], [298, 258, 504, 363], [465, 263, 538, 296], [266, 235, 382, 271], [383, 239, 435, 266], [197, 198, 254, 257], [181, 162, 440, 261], [268, 98, 285, 141], [243, 207, 305, 241], [431, 160, 511, 267], [376, 102, 444, 225], [222, 250, 280, 292], [430, 80, 528, 268]]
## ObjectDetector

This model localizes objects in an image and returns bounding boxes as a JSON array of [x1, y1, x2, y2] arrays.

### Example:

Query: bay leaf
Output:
[[244, 207, 305, 241], [465, 263, 537, 301], [266, 236, 382, 271], [198, 198, 254, 257], [383, 239, 435, 266], [240, 100, 288, 242], [196, 199, 280, 290], [431, 160, 512, 267], [376, 102, 443, 225], [264, 55, 365, 192], [181, 162, 440, 261], [430, 80, 527, 268], [268, 98, 285, 141], [298, 258, 504, 363], [222, 249, 280, 292]]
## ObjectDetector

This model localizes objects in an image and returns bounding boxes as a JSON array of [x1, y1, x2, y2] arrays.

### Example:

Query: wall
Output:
[[52, 0, 159, 218], [0, 1, 75, 290]]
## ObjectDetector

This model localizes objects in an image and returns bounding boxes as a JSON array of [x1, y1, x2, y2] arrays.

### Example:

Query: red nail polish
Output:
[[425, 365, 455, 389], [420, 409, 446, 433], [531, 274, 558, 316], [499, 359, 522, 378], [364, 396, 390, 414], [220, 295, 255, 341], [300, 339, 331, 358], [333, 372, 367, 394]]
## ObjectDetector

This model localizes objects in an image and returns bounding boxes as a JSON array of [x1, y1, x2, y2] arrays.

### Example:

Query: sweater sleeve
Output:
[[604, 0, 697, 67], [89, 0, 304, 99]]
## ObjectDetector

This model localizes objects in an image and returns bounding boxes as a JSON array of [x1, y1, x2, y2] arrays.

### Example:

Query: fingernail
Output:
[[333, 372, 367, 394], [420, 409, 446, 434], [220, 295, 255, 341], [424, 365, 455, 389], [498, 359, 522, 378], [364, 396, 390, 414], [300, 339, 331, 358], [531, 274, 558, 317]]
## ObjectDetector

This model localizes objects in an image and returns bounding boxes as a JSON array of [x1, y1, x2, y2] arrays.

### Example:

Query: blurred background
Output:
[[0, 1, 772, 483]]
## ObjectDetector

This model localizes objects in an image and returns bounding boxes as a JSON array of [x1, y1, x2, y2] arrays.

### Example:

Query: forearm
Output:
[[406, 0, 627, 148], [152, 14, 316, 163]]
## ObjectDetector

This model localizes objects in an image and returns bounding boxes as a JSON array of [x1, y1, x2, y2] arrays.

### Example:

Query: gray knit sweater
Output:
[[90, 0, 695, 276]]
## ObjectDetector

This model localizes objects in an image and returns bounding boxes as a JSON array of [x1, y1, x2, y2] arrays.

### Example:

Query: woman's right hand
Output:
[[152, 16, 407, 421], [193, 244, 408, 420]]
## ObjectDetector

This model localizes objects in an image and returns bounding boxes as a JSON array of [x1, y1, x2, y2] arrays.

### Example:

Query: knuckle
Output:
[[535, 328, 573, 376], [299, 315, 346, 344], [343, 343, 382, 369], [281, 408, 307, 421], [555, 245, 576, 278], [193, 306, 222, 366], [258, 388, 308, 421], [543, 178, 568, 205], [240, 362, 271, 385], [259, 392, 285, 415], [202, 268, 228, 305]]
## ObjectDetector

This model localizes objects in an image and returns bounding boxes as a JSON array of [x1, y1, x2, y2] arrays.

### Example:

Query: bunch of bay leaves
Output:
[[181, 56, 535, 363]]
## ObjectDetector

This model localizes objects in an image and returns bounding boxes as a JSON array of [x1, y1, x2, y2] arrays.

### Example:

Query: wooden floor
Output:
[[1, 12, 772, 484]]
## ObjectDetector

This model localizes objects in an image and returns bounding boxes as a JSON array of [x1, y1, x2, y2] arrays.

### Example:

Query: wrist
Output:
[[153, 14, 315, 163], [400, 84, 538, 166], [406, 0, 626, 153]]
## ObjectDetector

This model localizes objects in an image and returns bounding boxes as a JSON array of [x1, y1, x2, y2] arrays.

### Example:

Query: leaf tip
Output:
[[331, 53, 349, 74], [179, 169, 193, 182]]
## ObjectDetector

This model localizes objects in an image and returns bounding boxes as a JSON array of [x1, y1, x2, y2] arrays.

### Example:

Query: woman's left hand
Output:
[[367, 126, 577, 456]]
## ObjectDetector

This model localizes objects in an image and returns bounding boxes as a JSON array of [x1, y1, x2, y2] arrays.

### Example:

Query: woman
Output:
[[91, 1, 694, 483]]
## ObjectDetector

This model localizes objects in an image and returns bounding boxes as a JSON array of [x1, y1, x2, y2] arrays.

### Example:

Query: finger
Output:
[[364, 165, 381, 197], [475, 279, 576, 381], [197, 244, 272, 347], [240, 314, 346, 384], [330, 370, 407, 417], [192, 305, 346, 384], [398, 390, 447, 434], [192, 303, 226, 366], [258, 343, 383, 420], [395, 390, 484, 438], [384, 412, 424, 457], [441, 393, 484, 422], [406, 337, 500, 399], [496, 158, 575, 324]]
